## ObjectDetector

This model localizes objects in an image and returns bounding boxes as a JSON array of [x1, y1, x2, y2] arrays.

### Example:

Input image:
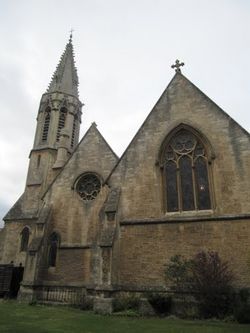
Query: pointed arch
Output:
[[48, 232, 60, 267], [159, 124, 214, 212], [20, 226, 30, 252], [42, 107, 51, 142]]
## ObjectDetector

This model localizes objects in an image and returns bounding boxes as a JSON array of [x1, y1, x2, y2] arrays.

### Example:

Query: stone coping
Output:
[[120, 213, 250, 225]]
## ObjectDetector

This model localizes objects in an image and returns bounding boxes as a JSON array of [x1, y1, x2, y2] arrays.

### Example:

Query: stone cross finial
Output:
[[171, 59, 185, 73], [69, 28, 74, 42]]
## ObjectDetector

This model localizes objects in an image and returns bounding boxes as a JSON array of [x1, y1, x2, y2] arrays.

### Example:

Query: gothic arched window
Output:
[[56, 107, 67, 141], [20, 227, 30, 252], [162, 127, 212, 212], [42, 107, 51, 142], [48, 232, 60, 267]]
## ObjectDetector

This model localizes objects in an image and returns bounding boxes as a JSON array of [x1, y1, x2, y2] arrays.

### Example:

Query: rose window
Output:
[[76, 174, 101, 201]]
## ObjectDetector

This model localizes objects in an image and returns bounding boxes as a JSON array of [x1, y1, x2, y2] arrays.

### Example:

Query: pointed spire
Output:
[[47, 34, 79, 97]]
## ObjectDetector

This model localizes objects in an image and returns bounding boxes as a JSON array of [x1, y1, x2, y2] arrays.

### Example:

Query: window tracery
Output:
[[76, 173, 101, 201], [162, 128, 212, 212]]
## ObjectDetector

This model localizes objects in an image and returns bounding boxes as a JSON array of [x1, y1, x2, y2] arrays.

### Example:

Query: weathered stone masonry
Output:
[[1, 39, 250, 307]]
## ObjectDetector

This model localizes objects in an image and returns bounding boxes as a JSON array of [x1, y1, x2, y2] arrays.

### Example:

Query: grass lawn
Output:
[[0, 300, 249, 333]]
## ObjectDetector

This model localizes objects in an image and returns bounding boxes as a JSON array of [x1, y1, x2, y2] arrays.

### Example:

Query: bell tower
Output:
[[3, 34, 83, 263], [25, 34, 83, 206]]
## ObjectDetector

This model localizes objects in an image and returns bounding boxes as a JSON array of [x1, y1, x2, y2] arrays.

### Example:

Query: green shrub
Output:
[[165, 251, 235, 319], [80, 297, 93, 310], [191, 251, 235, 318], [234, 304, 250, 324], [234, 289, 250, 324], [146, 293, 172, 316], [165, 255, 192, 292], [113, 295, 140, 312]]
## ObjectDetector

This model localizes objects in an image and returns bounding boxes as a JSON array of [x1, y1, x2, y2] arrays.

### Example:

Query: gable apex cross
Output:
[[171, 59, 185, 73]]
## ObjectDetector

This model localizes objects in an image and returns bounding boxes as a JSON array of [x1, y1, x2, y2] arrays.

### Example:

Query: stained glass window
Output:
[[180, 156, 195, 211], [163, 128, 212, 212], [76, 174, 101, 201], [20, 227, 29, 252], [165, 161, 178, 212], [48, 232, 59, 267]]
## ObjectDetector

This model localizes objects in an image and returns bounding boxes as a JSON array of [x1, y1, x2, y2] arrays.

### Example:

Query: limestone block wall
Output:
[[0, 228, 5, 262], [118, 219, 250, 289], [110, 74, 250, 219], [40, 125, 118, 284], [109, 73, 250, 290], [43, 248, 91, 285], [0, 221, 34, 266]]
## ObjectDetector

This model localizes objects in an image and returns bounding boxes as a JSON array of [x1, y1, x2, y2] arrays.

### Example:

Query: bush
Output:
[[113, 294, 140, 312], [165, 251, 235, 319], [165, 255, 193, 292], [234, 289, 250, 324], [234, 304, 250, 324], [146, 293, 172, 316], [80, 297, 93, 310], [191, 251, 235, 318]]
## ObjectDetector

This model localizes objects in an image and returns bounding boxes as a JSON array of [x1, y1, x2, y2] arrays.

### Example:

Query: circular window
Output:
[[76, 174, 101, 201]]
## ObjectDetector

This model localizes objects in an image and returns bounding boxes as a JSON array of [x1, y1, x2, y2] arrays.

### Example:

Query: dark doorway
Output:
[[0, 264, 24, 298], [9, 266, 24, 298]]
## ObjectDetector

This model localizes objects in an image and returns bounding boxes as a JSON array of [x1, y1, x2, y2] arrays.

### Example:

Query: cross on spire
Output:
[[171, 59, 185, 73], [69, 28, 74, 42]]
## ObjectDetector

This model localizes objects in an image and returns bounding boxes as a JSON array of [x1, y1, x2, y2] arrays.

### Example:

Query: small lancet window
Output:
[[37, 155, 41, 168], [42, 107, 51, 142], [48, 232, 60, 267], [162, 128, 212, 212], [71, 117, 77, 148], [56, 107, 67, 141], [20, 227, 30, 252]]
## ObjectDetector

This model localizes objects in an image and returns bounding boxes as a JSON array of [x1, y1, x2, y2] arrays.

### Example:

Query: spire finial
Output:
[[171, 59, 185, 73], [69, 28, 74, 43]]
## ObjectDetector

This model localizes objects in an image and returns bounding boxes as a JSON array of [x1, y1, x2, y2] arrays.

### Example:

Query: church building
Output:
[[1, 36, 250, 307]]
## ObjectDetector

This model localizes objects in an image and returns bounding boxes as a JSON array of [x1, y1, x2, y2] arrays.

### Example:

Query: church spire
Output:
[[47, 34, 79, 97]]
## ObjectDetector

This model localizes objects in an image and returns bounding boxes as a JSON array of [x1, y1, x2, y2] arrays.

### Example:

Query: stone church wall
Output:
[[109, 74, 250, 290], [1, 221, 34, 266], [40, 125, 118, 285], [110, 75, 250, 219], [0, 228, 5, 262], [118, 218, 250, 289], [44, 248, 91, 284]]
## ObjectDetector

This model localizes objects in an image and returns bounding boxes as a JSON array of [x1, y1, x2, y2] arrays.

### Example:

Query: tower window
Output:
[[37, 155, 41, 168], [48, 232, 60, 267], [20, 227, 30, 252], [42, 107, 51, 142], [71, 117, 77, 148], [162, 128, 212, 212], [56, 107, 67, 141]]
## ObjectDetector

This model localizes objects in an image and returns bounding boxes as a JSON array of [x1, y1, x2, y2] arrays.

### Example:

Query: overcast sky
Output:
[[1, 0, 250, 226]]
